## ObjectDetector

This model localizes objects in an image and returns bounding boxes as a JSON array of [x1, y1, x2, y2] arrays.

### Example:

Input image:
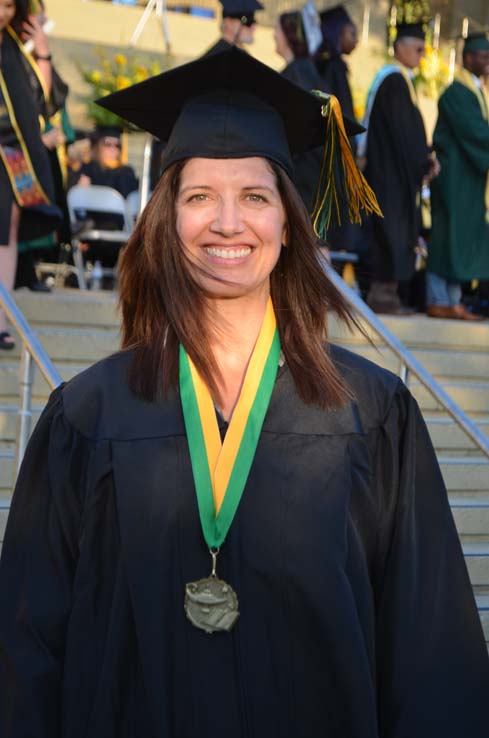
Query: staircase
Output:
[[1, 289, 488, 647]]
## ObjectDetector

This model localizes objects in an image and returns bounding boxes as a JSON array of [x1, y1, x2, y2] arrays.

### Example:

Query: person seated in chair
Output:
[[73, 126, 138, 199]]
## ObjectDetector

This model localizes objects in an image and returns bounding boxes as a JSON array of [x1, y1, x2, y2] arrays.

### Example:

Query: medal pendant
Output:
[[184, 549, 240, 634]]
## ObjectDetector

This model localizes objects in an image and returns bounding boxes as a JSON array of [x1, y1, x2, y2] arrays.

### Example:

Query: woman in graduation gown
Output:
[[0, 47, 488, 738], [274, 5, 329, 211], [315, 4, 358, 126], [0, 0, 61, 347]]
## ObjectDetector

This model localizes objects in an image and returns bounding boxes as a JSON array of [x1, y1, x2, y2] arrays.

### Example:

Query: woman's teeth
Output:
[[204, 247, 251, 259]]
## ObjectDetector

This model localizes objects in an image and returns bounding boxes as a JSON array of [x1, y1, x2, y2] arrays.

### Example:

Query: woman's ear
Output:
[[281, 223, 288, 247]]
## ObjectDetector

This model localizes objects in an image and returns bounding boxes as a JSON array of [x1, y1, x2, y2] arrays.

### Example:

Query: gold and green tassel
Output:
[[310, 92, 382, 239]]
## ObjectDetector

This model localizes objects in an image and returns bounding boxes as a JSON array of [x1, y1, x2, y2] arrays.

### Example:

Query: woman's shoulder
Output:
[[59, 350, 185, 441], [329, 343, 406, 429]]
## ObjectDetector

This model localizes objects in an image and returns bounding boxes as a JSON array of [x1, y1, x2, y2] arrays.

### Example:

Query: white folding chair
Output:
[[67, 185, 134, 289], [125, 189, 141, 227]]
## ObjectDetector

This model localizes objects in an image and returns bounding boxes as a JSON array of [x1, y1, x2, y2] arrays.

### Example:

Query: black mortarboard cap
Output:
[[97, 48, 381, 234], [220, 0, 262, 23], [91, 125, 122, 144], [97, 46, 362, 178], [395, 22, 426, 41], [319, 4, 353, 26]]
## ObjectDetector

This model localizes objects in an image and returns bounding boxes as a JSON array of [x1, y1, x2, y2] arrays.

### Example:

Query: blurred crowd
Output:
[[0, 0, 489, 350]]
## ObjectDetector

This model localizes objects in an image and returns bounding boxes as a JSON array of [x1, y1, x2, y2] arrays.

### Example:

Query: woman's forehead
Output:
[[180, 157, 276, 184]]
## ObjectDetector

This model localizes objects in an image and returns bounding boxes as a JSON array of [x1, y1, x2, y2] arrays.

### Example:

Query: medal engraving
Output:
[[185, 548, 239, 633], [185, 576, 239, 633]]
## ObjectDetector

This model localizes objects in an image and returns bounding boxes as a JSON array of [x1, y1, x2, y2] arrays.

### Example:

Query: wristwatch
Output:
[[34, 53, 52, 61]]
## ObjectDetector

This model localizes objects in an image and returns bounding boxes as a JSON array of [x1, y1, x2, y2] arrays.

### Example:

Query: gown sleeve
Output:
[[0, 387, 89, 738], [374, 382, 489, 738], [436, 84, 489, 174]]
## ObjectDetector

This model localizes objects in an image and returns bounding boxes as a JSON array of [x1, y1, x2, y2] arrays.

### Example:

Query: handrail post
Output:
[[15, 346, 35, 473], [399, 362, 410, 387]]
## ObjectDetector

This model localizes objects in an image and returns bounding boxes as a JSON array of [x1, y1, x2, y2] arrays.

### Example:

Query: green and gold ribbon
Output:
[[179, 298, 280, 550]]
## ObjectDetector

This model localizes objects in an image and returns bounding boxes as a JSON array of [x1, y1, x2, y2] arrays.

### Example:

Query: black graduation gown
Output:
[[281, 58, 328, 212], [202, 38, 234, 57], [77, 160, 139, 199], [1, 346, 488, 738], [364, 72, 428, 282], [316, 53, 355, 125]]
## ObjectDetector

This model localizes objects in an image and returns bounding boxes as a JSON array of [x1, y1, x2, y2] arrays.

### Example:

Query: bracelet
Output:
[[34, 53, 52, 61]]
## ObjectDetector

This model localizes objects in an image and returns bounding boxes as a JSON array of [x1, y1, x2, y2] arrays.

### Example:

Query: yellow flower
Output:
[[134, 68, 149, 83], [115, 54, 128, 68], [90, 70, 103, 84], [116, 75, 131, 91]]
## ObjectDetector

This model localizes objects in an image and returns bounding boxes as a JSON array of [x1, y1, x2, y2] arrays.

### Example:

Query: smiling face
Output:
[[0, 0, 16, 33], [176, 157, 287, 301]]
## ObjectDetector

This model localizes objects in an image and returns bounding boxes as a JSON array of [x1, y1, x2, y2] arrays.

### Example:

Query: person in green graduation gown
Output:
[[426, 32, 489, 320], [1, 47, 488, 738]]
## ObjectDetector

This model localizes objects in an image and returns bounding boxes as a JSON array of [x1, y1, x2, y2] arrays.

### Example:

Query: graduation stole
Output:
[[357, 62, 418, 159], [454, 69, 489, 223], [179, 298, 281, 550], [0, 26, 49, 207]]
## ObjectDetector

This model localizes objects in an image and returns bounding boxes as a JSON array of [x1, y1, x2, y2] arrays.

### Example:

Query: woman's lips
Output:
[[203, 246, 252, 260]]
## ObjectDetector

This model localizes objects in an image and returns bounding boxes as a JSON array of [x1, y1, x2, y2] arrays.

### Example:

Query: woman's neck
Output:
[[208, 291, 270, 420]]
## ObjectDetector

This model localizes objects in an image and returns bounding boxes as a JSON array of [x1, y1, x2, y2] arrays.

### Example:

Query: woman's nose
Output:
[[210, 199, 244, 235]]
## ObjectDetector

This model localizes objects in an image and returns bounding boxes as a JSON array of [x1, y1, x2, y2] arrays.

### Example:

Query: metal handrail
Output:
[[0, 283, 62, 471], [323, 262, 489, 458]]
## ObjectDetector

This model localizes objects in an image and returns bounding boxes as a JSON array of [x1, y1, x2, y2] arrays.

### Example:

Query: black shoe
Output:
[[0, 331, 15, 350], [29, 280, 51, 293]]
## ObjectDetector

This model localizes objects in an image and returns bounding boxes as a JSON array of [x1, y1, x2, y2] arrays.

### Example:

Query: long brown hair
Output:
[[119, 158, 358, 409]]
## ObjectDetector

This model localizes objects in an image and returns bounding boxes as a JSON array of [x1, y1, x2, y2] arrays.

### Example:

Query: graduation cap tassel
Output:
[[310, 93, 382, 240]]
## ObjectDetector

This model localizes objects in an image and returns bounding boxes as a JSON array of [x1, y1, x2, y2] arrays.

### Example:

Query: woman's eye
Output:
[[187, 193, 209, 202], [246, 193, 267, 203]]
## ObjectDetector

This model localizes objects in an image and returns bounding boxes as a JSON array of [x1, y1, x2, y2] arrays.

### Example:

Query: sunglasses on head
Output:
[[102, 138, 122, 148]]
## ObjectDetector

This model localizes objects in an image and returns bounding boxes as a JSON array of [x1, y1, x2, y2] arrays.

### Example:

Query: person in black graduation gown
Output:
[[359, 23, 438, 314], [314, 5, 367, 264], [204, 0, 263, 56], [1, 47, 488, 738], [315, 4, 358, 125], [274, 4, 328, 211], [72, 126, 139, 199]]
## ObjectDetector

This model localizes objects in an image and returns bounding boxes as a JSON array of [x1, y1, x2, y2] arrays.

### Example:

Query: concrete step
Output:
[[329, 313, 489, 352], [425, 416, 489, 452], [0, 447, 14, 492], [476, 594, 489, 641], [0, 327, 119, 364], [439, 458, 489, 492], [12, 288, 118, 329], [0, 361, 87, 400], [0, 405, 43, 444], [450, 496, 489, 536], [411, 381, 489, 414], [462, 540, 489, 587], [335, 343, 489, 381]]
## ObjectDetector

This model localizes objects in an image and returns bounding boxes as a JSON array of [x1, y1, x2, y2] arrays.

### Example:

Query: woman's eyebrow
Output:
[[179, 185, 214, 193], [242, 186, 275, 193]]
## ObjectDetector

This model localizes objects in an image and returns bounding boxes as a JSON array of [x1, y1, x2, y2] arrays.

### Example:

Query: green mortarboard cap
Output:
[[464, 33, 489, 53]]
